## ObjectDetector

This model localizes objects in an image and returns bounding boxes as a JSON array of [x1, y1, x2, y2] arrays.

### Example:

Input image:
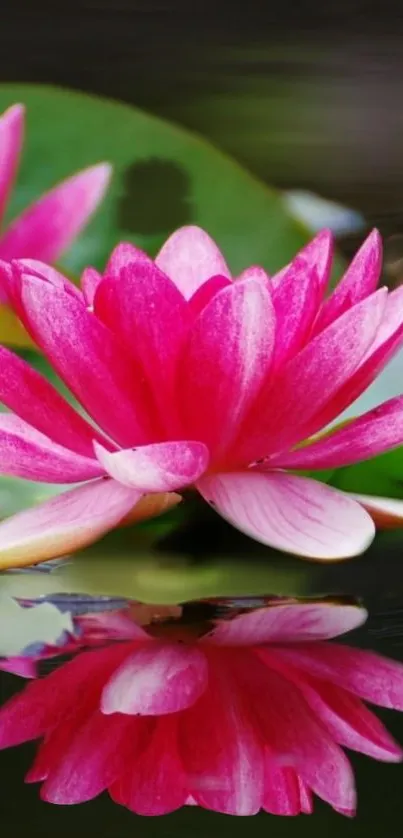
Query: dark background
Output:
[[2, 1, 403, 833]]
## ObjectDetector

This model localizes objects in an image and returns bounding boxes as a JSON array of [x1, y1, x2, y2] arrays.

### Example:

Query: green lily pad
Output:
[[0, 83, 312, 277]]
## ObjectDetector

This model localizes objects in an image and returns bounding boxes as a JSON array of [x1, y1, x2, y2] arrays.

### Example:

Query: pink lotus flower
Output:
[[0, 226, 403, 566], [0, 103, 111, 302], [0, 601, 402, 816]]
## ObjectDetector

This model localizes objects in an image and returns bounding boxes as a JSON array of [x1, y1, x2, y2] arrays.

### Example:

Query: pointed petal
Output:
[[94, 440, 208, 491], [271, 229, 334, 294], [106, 241, 153, 275], [14, 258, 83, 299], [198, 471, 375, 559], [0, 656, 37, 678], [291, 671, 403, 762], [263, 763, 303, 816], [18, 275, 154, 446], [180, 655, 264, 815], [0, 643, 132, 748], [0, 413, 102, 482], [207, 603, 367, 646], [276, 643, 403, 710], [313, 230, 382, 335], [0, 344, 107, 456], [94, 262, 190, 433], [111, 716, 187, 815], [0, 479, 141, 569], [155, 225, 231, 298], [234, 649, 356, 814], [102, 641, 208, 715], [0, 163, 112, 262], [180, 278, 276, 457], [349, 493, 403, 528], [188, 275, 232, 318], [42, 711, 140, 805], [271, 395, 403, 470], [235, 288, 387, 463], [0, 104, 24, 224], [271, 261, 321, 367]]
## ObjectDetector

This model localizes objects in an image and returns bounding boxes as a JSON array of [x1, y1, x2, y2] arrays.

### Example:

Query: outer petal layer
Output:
[[0, 479, 141, 568], [0, 163, 112, 263], [197, 471, 375, 559]]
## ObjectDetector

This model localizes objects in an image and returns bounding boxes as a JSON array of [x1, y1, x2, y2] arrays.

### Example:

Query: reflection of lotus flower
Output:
[[1, 226, 403, 566], [0, 602, 402, 816], [0, 103, 111, 302]]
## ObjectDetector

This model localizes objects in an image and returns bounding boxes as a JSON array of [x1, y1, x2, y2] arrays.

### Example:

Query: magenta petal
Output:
[[0, 413, 103, 482], [263, 762, 302, 815], [271, 229, 334, 293], [106, 241, 153, 275], [313, 229, 382, 335], [198, 471, 375, 559], [102, 641, 208, 715], [94, 440, 209, 491], [42, 712, 139, 805], [94, 262, 190, 433], [292, 672, 403, 762], [111, 716, 187, 815], [0, 345, 108, 456], [207, 603, 367, 646], [180, 278, 276, 457], [236, 287, 387, 462], [0, 104, 24, 224], [0, 479, 141, 567], [180, 656, 264, 815], [234, 650, 356, 814], [14, 258, 83, 300], [0, 643, 132, 749], [19, 275, 154, 446], [271, 395, 403, 471], [81, 266, 103, 306], [276, 644, 403, 710], [155, 225, 231, 298], [0, 657, 37, 678], [188, 275, 232, 318], [271, 261, 321, 367], [0, 163, 112, 263]]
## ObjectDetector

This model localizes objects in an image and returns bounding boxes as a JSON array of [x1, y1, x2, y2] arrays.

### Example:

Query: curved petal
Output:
[[14, 258, 83, 300], [235, 287, 387, 463], [110, 716, 187, 815], [188, 275, 232, 318], [275, 643, 403, 710], [207, 603, 367, 646], [271, 262, 320, 368], [263, 763, 305, 816], [94, 440, 208, 491], [0, 478, 141, 569], [0, 163, 112, 262], [232, 649, 356, 814], [18, 275, 155, 446], [180, 655, 264, 815], [313, 229, 382, 335], [0, 414, 103, 482], [106, 241, 153, 275], [94, 262, 190, 433], [271, 229, 334, 294], [155, 225, 231, 298], [180, 278, 276, 458], [0, 104, 24, 224], [0, 344, 107, 456], [270, 395, 403, 470], [197, 471, 375, 560], [288, 670, 403, 762], [102, 641, 208, 715]]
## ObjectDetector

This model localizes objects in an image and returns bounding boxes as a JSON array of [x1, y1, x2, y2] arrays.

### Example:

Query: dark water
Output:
[[2, 0, 403, 831]]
